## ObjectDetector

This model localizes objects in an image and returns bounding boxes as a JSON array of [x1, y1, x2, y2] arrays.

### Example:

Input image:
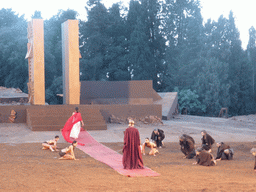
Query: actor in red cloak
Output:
[[61, 108, 84, 146], [122, 120, 144, 169]]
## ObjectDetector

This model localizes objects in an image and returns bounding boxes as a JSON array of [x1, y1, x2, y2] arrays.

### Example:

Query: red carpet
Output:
[[76, 131, 160, 177]]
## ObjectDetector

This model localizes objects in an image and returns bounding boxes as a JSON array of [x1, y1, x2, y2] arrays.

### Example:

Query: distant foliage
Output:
[[174, 87, 206, 115], [0, 1, 255, 116]]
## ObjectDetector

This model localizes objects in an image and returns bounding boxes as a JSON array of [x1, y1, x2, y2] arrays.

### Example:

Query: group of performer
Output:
[[180, 130, 234, 166], [41, 108, 256, 172], [122, 120, 255, 171], [42, 107, 84, 160]]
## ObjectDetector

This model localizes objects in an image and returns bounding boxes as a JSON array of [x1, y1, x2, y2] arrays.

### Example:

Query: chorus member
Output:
[[122, 120, 144, 169], [42, 135, 59, 152], [141, 138, 159, 156], [216, 142, 234, 161], [179, 134, 196, 159], [201, 130, 215, 152], [59, 140, 78, 160], [151, 129, 165, 148], [193, 148, 216, 166]]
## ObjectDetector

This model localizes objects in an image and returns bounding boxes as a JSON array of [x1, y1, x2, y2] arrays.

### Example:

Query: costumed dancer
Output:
[[59, 140, 78, 160], [122, 119, 144, 169], [151, 129, 165, 148], [250, 148, 256, 172], [42, 135, 59, 152], [179, 134, 196, 159], [141, 137, 159, 156], [201, 130, 215, 152], [61, 107, 85, 145], [216, 142, 234, 161], [193, 148, 216, 166]]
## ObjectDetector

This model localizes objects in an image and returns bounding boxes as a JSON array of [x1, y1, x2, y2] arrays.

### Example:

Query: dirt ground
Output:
[[1, 141, 256, 192]]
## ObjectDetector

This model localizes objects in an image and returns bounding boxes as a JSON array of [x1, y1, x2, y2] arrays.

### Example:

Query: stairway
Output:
[[26, 106, 107, 131]]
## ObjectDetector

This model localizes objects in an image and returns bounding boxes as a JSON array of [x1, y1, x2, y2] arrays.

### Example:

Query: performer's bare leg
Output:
[[59, 154, 78, 160], [42, 143, 54, 152]]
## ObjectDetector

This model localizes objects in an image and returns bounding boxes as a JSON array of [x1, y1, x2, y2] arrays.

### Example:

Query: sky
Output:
[[1, 0, 256, 49]]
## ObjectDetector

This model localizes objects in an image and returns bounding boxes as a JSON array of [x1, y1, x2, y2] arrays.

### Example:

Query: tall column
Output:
[[62, 20, 81, 105], [25, 19, 45, 105]]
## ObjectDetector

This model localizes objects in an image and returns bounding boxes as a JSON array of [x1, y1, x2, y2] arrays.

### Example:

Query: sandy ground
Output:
[[1, 142, 256, 192], [1, 114, 256, 192]]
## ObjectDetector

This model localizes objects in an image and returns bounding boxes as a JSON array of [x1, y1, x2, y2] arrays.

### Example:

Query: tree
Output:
[[247, 26, 256, 98], [174, 87, 206, 115], [163, 0, 204, 90], [0, 8, 28, 91], [104, 3, 130, 81], [127, 0, 165, 90], [194, 58, 230, 116], [79, 1, 111, 81]]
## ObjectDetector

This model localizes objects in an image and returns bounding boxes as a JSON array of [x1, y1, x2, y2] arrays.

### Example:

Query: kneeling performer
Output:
[[42, 135, 59, 152], [179, 134, 196, 159], [216, 142, 234, 161], [141, 138, 159, 156], [193, 148, 216, 166]]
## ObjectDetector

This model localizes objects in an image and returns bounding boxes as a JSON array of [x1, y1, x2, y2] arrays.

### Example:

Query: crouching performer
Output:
[[42, 135, 59, 152], [179, 134, 196, 159], [193, 148, 216, 166], [250, 148, 256, 172], [151, 129, 165, 148], [216, 142, 234, 161], [59, 140, 78, 160], [141, 138, 159, 156], [201, 130, 215, 152]]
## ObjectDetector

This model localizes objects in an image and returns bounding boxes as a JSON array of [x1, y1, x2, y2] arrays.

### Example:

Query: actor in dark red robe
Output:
[[61, 110, 84, 146], [122, 121, 144, 169]]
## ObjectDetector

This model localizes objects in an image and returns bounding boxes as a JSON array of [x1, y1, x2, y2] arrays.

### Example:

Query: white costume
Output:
[[69, 114, 81, 139]]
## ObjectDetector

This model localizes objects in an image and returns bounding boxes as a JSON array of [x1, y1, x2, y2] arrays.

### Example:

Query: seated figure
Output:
[[216, 142, 234, 161], [141, 138, 159, 156], [59, 140, 78, 160], [179, 134, 196, 159]]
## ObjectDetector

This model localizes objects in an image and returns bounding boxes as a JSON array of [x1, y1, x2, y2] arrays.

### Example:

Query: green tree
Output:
[[0, 8, 28, 91], [104, 3, 130, 81], [79, 1, 111, 81], [163, 0, 204, 90], [247, 26, 256, 100], [174, 87, 206, 115], [127, 0, 165, 90], [194, 58, 230, 116]]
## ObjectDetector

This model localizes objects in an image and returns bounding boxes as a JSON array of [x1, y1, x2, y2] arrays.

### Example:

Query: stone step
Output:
[[26, 107, 107, 131], [30, 124, 107, 131]]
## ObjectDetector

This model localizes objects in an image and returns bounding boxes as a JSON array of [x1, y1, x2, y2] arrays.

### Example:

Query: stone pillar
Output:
[[62, 20, 80, 105], [25, 19, 45, 105]]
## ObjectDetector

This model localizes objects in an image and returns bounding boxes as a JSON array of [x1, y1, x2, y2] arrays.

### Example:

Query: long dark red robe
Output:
[[61, 112, 84, 146], [122, 126, 144, 169]]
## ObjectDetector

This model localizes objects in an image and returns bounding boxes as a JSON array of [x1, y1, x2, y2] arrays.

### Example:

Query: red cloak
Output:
[[61, 112, 84, 145], [122, 126, 144, 169]]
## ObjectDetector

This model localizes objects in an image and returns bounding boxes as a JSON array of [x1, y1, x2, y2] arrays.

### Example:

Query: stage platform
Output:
[[0, 104, 162, 131]]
